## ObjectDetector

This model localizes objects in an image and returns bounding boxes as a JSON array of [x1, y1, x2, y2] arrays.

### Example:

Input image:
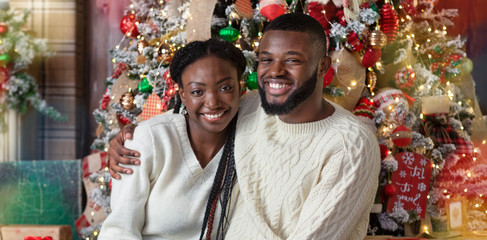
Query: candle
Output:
[[422, 95, 449, 114]]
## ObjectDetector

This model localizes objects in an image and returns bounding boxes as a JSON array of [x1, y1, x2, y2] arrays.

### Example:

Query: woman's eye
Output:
[[190, 90, 203, 96]]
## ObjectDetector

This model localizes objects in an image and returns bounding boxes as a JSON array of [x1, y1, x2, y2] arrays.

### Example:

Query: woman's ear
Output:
[[178, 87, 186, 105]]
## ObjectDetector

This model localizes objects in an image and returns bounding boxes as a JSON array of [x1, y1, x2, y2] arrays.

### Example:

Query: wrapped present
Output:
[[0, 225, 71, 240]]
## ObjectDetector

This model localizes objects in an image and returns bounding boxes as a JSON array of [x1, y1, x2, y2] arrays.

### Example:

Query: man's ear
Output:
[[318, 56, 332, 77]]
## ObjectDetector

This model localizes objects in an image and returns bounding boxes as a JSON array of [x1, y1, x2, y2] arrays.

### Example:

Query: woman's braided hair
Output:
[[169, 39, 245, 239]]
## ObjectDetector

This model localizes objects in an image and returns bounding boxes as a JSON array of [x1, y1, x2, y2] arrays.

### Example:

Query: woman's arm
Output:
[[99, 124, 154, 240]]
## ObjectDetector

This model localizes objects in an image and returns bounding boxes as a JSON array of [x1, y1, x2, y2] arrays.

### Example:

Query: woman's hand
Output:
[[108, 124, 141, 179]]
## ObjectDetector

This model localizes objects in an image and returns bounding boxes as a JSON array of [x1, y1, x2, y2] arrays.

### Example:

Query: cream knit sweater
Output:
[[226, 91, 381, 240], [99, 114, 223, 240]]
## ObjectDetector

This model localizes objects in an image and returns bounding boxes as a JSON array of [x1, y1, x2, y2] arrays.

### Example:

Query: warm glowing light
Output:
[[428, 28, 432, 32], [427, 195, 430, 199], [427, 39, 431, 43], [483, 140, 486, 144], [428, 54, 432, 58], [411, 34, 415, 38], [467, 172, 471, 177], [100, 185, 105, 190], [112, 59, 116, 63], [481, 194, 483, 197], [464, 188, 468, 192], [420, 114, 424, 119], [443, 189, 448, 193], [447, 195, 451, 199], [351, 81, 357, 87], [463, 154, 466, 157], [476, 204, 480, 208]]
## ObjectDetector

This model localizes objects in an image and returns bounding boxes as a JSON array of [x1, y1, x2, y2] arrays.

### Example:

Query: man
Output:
[[108, 13, 380, 239]]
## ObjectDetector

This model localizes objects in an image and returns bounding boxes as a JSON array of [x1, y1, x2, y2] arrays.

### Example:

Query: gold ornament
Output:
[[367, 71, 377, 92], [137, 40, 149, 55], [157, 43, 173, 64], [120, 91, 136, 110], [136, 55, 148, 65], [369, 30, 387, 49], [229, 10, 242, 21]]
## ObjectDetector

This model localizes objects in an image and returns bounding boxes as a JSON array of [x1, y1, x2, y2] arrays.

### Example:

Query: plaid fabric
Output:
[[140, 92, 163, 121], [423, 113, 474, 155]]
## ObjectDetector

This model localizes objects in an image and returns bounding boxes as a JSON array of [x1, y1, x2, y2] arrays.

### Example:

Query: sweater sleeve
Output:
[[288, 130, 381, 240], [98, 124, 155, 240]]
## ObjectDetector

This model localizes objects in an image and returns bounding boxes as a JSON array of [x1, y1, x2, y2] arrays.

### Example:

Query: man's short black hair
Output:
[[263, 13, 327, 56]]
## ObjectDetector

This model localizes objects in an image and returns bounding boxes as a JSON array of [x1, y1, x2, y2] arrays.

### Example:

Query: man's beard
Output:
[[258, 71, 318, 115]]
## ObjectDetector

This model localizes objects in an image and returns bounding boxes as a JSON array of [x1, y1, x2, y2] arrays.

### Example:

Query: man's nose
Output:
[[269, 61, 286, 77]]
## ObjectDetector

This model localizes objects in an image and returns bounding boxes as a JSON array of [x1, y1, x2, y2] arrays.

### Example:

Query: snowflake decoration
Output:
[[394, 200, 405, 209], [400, 170, 407, 178], [420, 158, 427, 167], [416, 205, 423, 214], [402, 152, 415, 166], [418, 182, 426, 192]]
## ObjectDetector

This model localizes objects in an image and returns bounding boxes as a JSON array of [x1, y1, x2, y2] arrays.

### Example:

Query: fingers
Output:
[[122, 123, 136, 141]]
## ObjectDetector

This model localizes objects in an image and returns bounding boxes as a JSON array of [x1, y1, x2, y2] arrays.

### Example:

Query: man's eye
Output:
[[259, 58, 271, 62], [286, 58, 301, 63], [221, 85, 233, 92]]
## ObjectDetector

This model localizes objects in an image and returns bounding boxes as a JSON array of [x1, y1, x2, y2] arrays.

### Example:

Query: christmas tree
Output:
[[86, 0, 487, 238], [0, 8, 65, 131]]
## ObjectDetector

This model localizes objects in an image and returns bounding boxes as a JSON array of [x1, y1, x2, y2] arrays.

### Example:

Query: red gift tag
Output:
[[387, 152, 433, 219]]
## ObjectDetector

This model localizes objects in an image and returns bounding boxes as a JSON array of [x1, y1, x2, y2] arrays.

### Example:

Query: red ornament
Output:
[[120, 14, 139, 37], [379, 2, 399, 43], [109, 179, 112, 190], [383, 183, 397, 197], [345, 32, 364, 52], [117, 114, 132, 126], [362, 48, 382, 68], [307, 1, 337, 32], [0, 22, 8, 36], [395, 67, 416, 89], [379, 144, 389, 160], [391, 125, 412, 147], [323, 67, 333, 87], [235, 0, 254, 18], [259, 0, 287, 21]]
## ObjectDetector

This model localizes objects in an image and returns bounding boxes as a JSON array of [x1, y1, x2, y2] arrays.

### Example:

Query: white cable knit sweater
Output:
[[99, 114, 223, 240], [226, 91, 381, 240]]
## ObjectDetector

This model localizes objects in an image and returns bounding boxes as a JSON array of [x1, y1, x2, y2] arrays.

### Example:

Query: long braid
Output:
[[215, 131, 237, 239], [173, 94, 182, 114], [199, 115, 238, 240]]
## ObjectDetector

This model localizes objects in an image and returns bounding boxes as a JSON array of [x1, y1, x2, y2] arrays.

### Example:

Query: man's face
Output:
[[257, 30, 322, 115]]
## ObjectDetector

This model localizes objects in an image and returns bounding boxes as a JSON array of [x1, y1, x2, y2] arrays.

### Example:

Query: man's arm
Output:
[[108, 123, 140, 179], [289, 133, 381, 240]]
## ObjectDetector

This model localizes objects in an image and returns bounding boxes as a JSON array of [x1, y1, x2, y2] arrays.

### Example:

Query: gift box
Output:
[[0, 225, 71, 240]]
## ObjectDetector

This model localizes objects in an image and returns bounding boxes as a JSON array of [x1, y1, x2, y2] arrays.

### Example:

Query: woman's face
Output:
[[179, 55, 240, 135]]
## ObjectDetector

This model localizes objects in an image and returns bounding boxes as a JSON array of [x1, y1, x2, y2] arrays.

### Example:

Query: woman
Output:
[[99, 39, 246, 240]]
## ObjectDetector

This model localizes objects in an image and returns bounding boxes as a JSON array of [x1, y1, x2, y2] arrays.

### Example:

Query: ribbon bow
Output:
[[24, 237, 53, 240], [423, 113, 474, 155]]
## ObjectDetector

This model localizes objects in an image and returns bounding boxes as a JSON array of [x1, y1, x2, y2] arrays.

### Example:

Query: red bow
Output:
[[24, 236, 53, 240]]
